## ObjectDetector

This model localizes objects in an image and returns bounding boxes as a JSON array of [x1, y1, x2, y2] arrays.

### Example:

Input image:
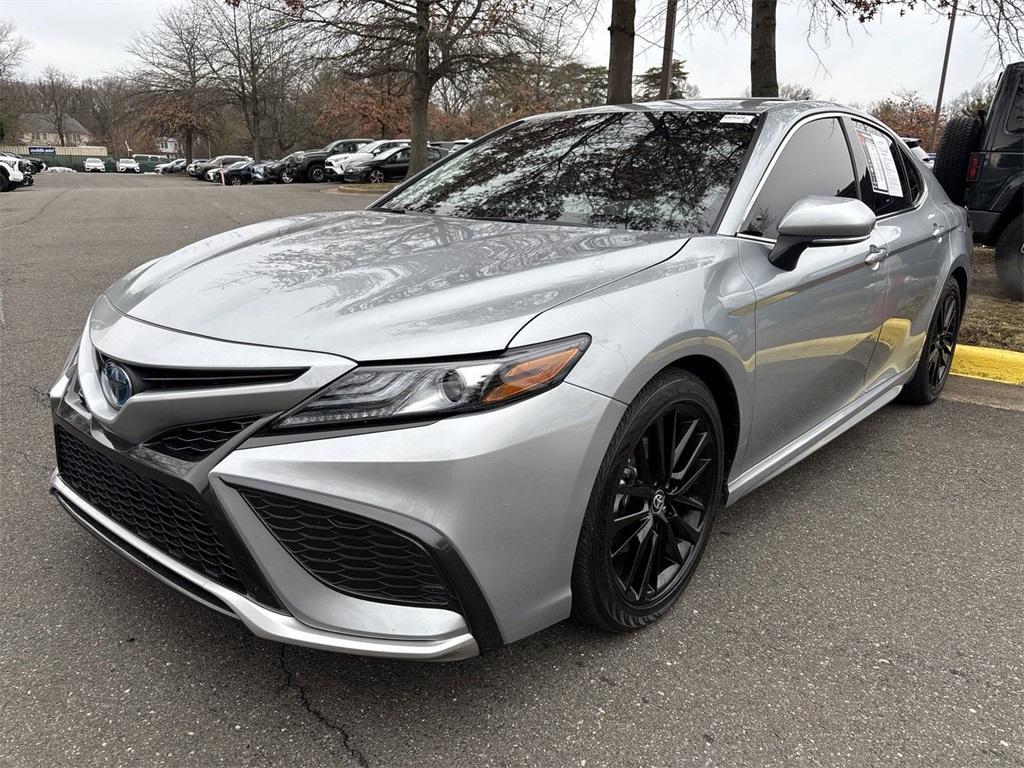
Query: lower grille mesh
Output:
[[239, 488, 452, 607], [146, 416, 258, 462], [55, 428, 245, 592]]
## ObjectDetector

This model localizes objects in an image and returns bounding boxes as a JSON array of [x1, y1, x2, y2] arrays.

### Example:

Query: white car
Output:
[[0, 156, 25, 192], [328, 139, 409, 178], [84, 158, 106, 173], [116, 158, 141, 173]]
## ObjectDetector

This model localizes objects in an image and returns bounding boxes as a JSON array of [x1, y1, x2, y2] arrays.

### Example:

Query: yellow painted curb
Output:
[[952, 344, 1024, 386]]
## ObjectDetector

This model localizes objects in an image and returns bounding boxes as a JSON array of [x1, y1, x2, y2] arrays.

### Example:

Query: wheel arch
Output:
[[663, 354, 742, 483], [950, 264, 969, 305]]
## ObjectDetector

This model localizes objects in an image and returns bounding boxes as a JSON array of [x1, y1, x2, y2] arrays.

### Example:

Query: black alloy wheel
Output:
[[368, 169, 386, 184], [572, 370, 724, 632], [608, 403, 717, 609], [926, 288, 959, 393], [898, 275, 962, 405], [229, 175, 243, 186], [307, 164, 326, 183]]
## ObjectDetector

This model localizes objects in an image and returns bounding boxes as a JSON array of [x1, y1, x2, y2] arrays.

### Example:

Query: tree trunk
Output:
[[659, 0, 678, 99], [184, 128, 194, 163], [409, 0, 431, 174], [250, 108, 262, 163], [750, 0, 778, 97], [607, 0, 636, 104]]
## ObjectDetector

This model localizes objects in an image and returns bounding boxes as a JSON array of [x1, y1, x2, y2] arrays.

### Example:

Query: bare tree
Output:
[[202, 0, 308, 162], [127, 3, 217, 161], [271, 0, 581, 173], [0, 19, 31, 81], [36, 67, 78, 146]]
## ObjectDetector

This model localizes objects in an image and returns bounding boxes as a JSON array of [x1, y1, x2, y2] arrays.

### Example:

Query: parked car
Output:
[[8, 154, 47, 173], [901, 137, 933, 169], [332, 139, 410, 179], [0, 155, 25, 191], [284, 139, 373, 183], [84, 157, 106, 173], [343, 144, 448, 183], [194, 155, 251, 179], [216, 160, 255, 185], [48, 99, 972, 660], [0, 152, 35, 181], [156, 159, 188, 174], [935, 60, 1023, 298], [325, 139, 400, 179], [186, 158, 210, 177], [250, 159, 278, 183], [116, 158, 141, 174], [260, 154, 299, 183]]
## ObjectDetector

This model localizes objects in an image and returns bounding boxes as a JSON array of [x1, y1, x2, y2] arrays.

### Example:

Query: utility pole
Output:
[[930, 0, 958, 149], [659, 0, 678, 99]]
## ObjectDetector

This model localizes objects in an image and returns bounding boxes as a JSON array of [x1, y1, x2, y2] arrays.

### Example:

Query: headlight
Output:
[[273, 335, 589, 430]]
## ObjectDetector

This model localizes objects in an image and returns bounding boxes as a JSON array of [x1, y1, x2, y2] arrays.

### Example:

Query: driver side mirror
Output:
[[768, 196, 876, 271]]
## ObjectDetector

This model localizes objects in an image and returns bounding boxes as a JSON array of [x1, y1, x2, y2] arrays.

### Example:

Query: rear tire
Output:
[[898, 276, 962, 405], [0, 172, 9, 193], [933, 116, 982, 205], [994, 214, 1023, 300], [571, 369, 724, 633]]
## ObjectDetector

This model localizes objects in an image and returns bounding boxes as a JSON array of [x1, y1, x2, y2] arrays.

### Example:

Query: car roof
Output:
[[525, 98, 858, 122]]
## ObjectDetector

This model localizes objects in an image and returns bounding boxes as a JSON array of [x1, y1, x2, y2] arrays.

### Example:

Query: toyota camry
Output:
[[49, 99, 971, 660]]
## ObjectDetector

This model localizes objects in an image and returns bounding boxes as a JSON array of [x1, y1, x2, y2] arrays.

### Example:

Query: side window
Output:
[[394, 150, 409, 162], [850, 121, 911, 216], [1006, 75, 1024, 134], [741, 118, 857, 239]]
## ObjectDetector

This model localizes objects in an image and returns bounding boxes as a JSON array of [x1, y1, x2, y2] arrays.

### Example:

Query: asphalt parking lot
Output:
[[2, 173, 1022, 768]]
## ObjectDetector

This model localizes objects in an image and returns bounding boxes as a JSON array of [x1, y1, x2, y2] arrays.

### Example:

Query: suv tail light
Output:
[[966, 153, 982, 181]]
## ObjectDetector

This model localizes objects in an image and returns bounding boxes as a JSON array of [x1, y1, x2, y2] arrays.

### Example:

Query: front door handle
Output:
[[865, 244, 890, 267]]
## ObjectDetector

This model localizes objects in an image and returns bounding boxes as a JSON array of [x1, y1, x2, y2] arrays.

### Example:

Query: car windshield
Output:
[[383, 110, 757, 232]]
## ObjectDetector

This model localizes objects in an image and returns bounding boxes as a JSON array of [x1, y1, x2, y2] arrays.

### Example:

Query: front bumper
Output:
[[51, 473, 479, 660], [49, 309, 624, 657]]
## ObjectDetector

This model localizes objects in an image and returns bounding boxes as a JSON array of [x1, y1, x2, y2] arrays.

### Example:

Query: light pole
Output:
[[930, 0, 959, 149]]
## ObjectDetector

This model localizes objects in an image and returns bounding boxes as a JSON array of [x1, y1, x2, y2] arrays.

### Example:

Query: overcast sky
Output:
[[5, 0, 1003, 105]]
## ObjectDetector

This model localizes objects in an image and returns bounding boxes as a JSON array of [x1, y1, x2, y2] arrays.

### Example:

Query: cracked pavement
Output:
[[2, 174, 1022, 767]]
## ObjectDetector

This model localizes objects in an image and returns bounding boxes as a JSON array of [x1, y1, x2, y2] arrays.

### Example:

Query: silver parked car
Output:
[[49, 100, 971, 660]]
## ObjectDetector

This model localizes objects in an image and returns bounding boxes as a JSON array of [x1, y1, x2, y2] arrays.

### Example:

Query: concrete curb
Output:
[[952, 344, 1024, 386]]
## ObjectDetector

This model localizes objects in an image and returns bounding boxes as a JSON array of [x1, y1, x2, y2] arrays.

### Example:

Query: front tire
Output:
[[228, 175, 243, 186], [994, 214, 1023, 300], [280, 169, 295, 184], [898, 276, 962, 405], [368, 169, 386, 184], [571, 369, 724, 633], [307, 163, 326, 183]]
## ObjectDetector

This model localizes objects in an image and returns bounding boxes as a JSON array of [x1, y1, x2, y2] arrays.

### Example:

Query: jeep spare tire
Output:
[[933, 116, 982, 205]]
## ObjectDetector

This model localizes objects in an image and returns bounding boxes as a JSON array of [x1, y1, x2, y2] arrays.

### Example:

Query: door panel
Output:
[[845, 118, 947, 386], [739, 236, 889, 467]]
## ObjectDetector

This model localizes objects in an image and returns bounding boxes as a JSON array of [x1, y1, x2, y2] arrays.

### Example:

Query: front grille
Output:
[[146, 416, 259, 462], [55, 428, 245, 592], [239, 488, 452, 607], [98, 355, 306, 391]]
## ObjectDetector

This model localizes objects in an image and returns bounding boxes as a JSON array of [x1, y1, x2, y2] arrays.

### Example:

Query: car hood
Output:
[[105, 211, 688, 360]]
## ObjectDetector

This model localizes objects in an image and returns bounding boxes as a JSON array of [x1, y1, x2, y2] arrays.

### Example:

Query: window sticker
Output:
[[720, 114, 756, 124], [856, 127, 904, 198]]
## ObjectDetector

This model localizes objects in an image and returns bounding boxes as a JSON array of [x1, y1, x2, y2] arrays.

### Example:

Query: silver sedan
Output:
[[50, 99, 971, 660]]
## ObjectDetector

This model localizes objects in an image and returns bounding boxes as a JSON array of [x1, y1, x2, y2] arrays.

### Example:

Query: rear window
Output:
[[384, 111, 756, 232]]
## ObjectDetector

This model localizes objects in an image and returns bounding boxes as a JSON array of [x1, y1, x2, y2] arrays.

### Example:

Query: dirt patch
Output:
[[960, 246, 1024, 352]]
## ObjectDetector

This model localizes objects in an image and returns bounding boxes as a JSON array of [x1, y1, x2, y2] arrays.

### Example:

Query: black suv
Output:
[[935, 61, 1023, 298], [285, 139, 372, 183]]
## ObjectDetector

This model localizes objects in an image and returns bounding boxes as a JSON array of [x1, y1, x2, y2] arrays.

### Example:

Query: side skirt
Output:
[[725, 369, 914, 505]]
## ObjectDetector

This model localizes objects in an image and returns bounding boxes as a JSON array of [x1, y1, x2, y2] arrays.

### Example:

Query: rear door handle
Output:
[[865, 244, 890, 266], [932, 223, 950, 239]]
